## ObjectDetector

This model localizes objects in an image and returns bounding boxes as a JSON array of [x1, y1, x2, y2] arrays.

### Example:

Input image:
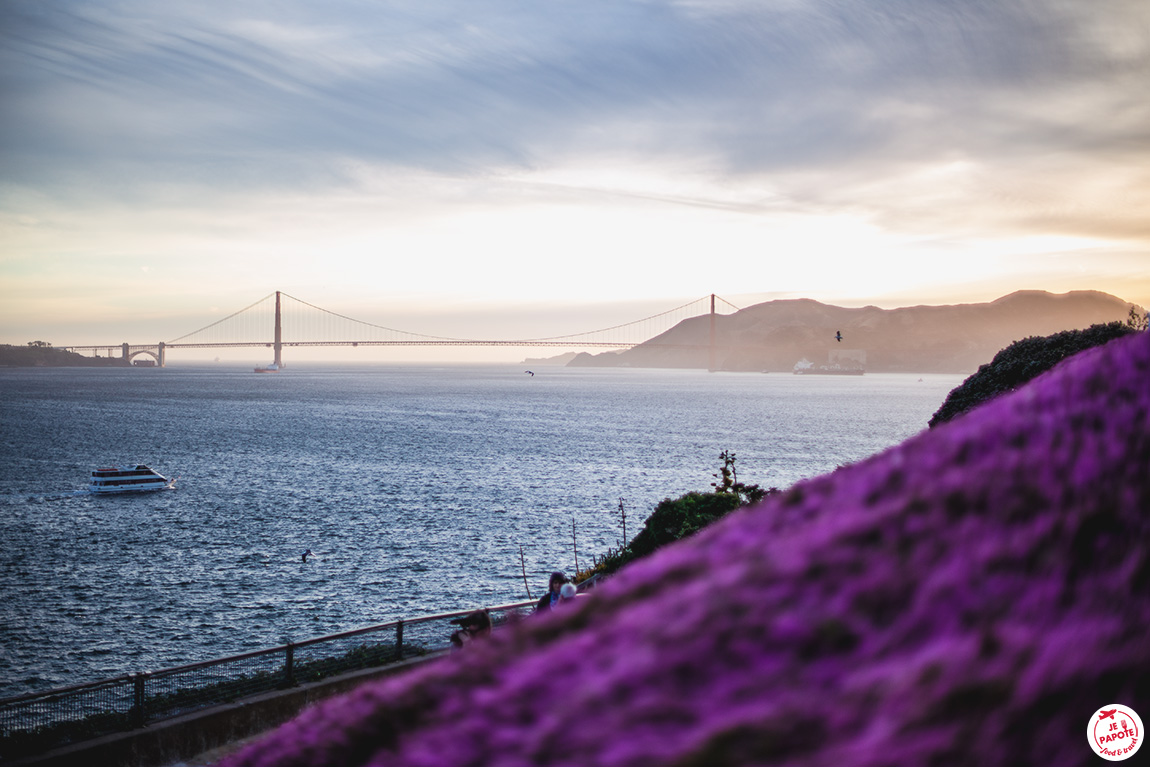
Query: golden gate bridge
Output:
[[63, 291, 742, 367]]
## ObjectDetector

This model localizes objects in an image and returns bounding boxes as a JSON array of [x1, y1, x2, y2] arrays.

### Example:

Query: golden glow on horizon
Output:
[[2, 1, 1148, 360], [1, 170, 1147, 359], [2, 163, 1145, 332]]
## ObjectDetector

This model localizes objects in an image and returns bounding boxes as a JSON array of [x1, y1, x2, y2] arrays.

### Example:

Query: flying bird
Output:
[[525, 370, 534, 376], [835, 331, 843, 342], [302, 549, 313, 562]]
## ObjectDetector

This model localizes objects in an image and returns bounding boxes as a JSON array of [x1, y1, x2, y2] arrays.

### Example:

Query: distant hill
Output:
[[522, 351, 580, 366], [568, 290, 1139, 373], [0, 344, 128, 367]]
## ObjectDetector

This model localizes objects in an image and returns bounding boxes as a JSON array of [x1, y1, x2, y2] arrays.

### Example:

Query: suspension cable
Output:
[[280, 293, 459, 341], [166, 292, 741, 345], [166, 293, 276, 343], [512, 296, 719, 342]]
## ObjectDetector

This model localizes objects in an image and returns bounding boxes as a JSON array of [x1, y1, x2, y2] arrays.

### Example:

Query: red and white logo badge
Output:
[[1089, 704, 1142, 761]]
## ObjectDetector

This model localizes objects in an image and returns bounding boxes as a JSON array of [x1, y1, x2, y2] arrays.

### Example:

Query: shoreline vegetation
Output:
[[0, 343, 129, 367]]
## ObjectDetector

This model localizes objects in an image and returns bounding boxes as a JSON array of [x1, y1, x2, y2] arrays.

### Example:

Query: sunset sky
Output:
[[1, 0, 1147, 361]]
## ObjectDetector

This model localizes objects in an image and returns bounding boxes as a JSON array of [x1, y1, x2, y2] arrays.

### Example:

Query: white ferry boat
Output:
[[88, 465, 177, 494]]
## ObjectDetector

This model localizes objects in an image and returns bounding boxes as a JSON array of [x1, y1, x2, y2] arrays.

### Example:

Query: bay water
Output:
[[0, 364, 961, 698]]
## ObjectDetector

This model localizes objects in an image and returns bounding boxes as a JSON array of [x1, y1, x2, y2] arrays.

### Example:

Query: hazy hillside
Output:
[[0, 344, 128, 367], [569, 290, 1137, 373]]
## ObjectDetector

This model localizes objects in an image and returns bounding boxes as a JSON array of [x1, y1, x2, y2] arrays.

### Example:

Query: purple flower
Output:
[[222, 333, 1150, 767]]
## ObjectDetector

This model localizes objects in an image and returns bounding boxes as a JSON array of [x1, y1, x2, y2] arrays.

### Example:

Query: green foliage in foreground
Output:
[[579, 452, 778, 581], [927, 321, 1137, 428]]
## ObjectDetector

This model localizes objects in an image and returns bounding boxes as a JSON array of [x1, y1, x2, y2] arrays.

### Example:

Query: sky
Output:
[[1, 0, 1148, 361]]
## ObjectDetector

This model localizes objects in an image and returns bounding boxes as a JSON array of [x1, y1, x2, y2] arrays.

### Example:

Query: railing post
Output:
[[284, 643, 296, 688], [132, 673, 147, 728], [395, 620, 404, 661]]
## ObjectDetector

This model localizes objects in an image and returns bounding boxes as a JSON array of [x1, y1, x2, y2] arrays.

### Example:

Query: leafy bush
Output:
[[579, 452, 778, 581], [928, 321, 1136, 428], [626, 491, 743, 558]]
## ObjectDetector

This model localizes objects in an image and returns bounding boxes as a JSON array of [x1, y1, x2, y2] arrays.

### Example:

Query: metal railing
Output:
[[0, 600, 537, 760]]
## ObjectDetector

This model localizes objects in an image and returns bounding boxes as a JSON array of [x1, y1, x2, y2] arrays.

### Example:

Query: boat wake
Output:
[[3, 490, 90, 504]]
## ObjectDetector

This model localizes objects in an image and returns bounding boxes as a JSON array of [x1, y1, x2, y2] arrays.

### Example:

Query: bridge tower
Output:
[[158, 342, 165, 367], [708, 293, 717, 372], [273, 290, 283, 368]]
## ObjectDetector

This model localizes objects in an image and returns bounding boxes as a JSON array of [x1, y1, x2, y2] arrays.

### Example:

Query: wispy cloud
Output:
[[5, 1, 1143, 175], [0, 0, 1147, 347]]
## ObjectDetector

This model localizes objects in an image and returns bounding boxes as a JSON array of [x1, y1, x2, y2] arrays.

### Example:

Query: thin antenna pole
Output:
[[519, 544, 533, 599], [571, 516, 580, 576], [619, 497, 628, 547]]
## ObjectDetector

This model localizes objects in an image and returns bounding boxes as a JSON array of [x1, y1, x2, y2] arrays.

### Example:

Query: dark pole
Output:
[[132, 673, 147, 728], [273, 290, 283, 368], [571, 516, 580, 576], [284, 643, 296, 687], [519, 544, 533, 599], [619, 497, 628, 548]]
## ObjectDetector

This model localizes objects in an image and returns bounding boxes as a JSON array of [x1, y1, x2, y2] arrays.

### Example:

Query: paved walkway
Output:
[[162, 729, 270, 766]]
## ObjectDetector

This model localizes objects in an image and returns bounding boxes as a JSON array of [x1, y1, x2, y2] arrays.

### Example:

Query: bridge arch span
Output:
[[127, 349, 161, 365]]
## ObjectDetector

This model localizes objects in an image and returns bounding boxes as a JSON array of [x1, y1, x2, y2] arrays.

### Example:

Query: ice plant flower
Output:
[[223, 332, 1150, 767]]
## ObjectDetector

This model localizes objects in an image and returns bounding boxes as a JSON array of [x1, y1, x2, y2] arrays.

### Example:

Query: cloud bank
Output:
[[1, 0, 1148, 347]]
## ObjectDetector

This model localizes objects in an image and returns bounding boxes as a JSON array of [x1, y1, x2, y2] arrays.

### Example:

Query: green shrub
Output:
[[579, 452, 778, 581], [928, 322, 1136, 428], [627, 491, 743, 558]]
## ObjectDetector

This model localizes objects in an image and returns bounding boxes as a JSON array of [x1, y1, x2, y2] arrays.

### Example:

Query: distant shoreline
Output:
[[0, 344, 129, 368]]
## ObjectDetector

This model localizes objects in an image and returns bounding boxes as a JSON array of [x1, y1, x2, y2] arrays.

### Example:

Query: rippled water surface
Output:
[[0, 364, 960, 696]]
